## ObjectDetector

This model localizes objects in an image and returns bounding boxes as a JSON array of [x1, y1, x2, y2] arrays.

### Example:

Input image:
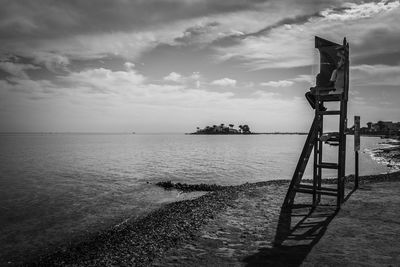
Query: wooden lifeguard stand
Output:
[[283, 36, 350, 209]]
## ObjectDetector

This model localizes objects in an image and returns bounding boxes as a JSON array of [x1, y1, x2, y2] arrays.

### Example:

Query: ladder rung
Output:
[[316, 162, 339, 169], [294, 188, 338, 197], [319, 186, 338, 192], [297, 184, 338, 192], [320, 110, 341, 115], [323, 137, 340, 143], [318, 137, 340, 142], [297, 183, 314, 189]]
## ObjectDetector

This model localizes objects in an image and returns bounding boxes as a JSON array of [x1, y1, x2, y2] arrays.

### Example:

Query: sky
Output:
[[0, 0, 399, 133]]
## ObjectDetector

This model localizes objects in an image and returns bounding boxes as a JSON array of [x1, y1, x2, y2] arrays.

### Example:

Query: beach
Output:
[[20, 171, 399, 266], [303, 180, 400, 266]]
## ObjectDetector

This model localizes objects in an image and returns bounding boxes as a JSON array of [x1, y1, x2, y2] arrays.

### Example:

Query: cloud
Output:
[[58, 67, 146, 94], [0, 64, 311, 132], [162, 71, 201, 88], [4, 0, 398, 72], [26, 30, 163, 61], [292, 75, 314, 84], [320, 0, 400, 21], [164, 72, 183, 82], [2, 0, 400, 72], [31, 52, 70, 73], [211, 78, 237, 86], [191, 72, 201, 80], [259, 74, 313, 88], [351, 64, 400, 86], [0, 1, 266, 39], [175, 21, 220, 45], [0, 0, 269, 62], [0, 61, 40, 79], [124, 62, 135, 71], [260, 80, 293, 87], [212, 0, 400, 69], [245, 12, 323, 38], [214, 31, 314, 69]]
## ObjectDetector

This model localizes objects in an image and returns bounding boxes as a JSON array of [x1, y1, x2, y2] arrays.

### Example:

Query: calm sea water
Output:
[[0, 133, 394, 264]]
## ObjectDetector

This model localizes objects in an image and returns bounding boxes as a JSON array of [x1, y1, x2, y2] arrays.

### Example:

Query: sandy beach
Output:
[[303, 180, 400, 266]]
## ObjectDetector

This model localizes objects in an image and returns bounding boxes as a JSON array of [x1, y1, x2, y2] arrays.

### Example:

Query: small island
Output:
[[190, 124, 252, 135]]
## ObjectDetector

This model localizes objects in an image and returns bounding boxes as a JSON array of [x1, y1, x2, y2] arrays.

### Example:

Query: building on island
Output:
[[349, 121, 400, 136]]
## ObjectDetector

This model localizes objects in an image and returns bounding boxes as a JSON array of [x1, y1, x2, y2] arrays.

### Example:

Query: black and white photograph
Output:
[[1, 0, 399, 266]]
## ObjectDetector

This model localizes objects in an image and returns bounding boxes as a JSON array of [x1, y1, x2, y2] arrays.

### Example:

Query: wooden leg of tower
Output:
[[337, 176, 341, 208], [312, 98, 320, 206], [313, 134, 318, 206], [341, 100, 347, 205], [317, 112, 323, 204], [337, 138, 342, 208], [337, 99, 347, 208]]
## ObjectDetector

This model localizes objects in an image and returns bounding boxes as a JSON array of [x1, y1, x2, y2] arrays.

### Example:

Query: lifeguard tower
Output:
[[283, 36, 350, 209]]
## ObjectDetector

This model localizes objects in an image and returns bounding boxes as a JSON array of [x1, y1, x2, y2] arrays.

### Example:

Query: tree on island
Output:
[[242, 124, 251, 134]]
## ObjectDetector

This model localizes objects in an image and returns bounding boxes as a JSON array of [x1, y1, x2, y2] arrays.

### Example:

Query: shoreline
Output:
[[23, 172, 400, 266]]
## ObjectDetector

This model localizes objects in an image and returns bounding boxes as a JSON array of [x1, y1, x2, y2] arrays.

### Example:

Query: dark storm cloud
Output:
[[0, 0, 268, 41]]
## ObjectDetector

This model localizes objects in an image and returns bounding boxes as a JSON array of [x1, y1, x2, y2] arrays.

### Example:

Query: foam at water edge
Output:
[[366, 141, 400, 172]]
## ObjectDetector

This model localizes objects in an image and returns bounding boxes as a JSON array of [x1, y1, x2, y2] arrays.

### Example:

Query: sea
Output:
[[0, 133, 397, 264]]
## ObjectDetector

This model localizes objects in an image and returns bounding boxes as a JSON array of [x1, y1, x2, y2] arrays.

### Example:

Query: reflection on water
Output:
[[0, 134, 392, 264]]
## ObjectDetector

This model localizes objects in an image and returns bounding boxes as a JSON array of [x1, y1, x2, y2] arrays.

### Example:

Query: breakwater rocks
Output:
[[155, 180, 289, 192], [155, 181, 225, 192]]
